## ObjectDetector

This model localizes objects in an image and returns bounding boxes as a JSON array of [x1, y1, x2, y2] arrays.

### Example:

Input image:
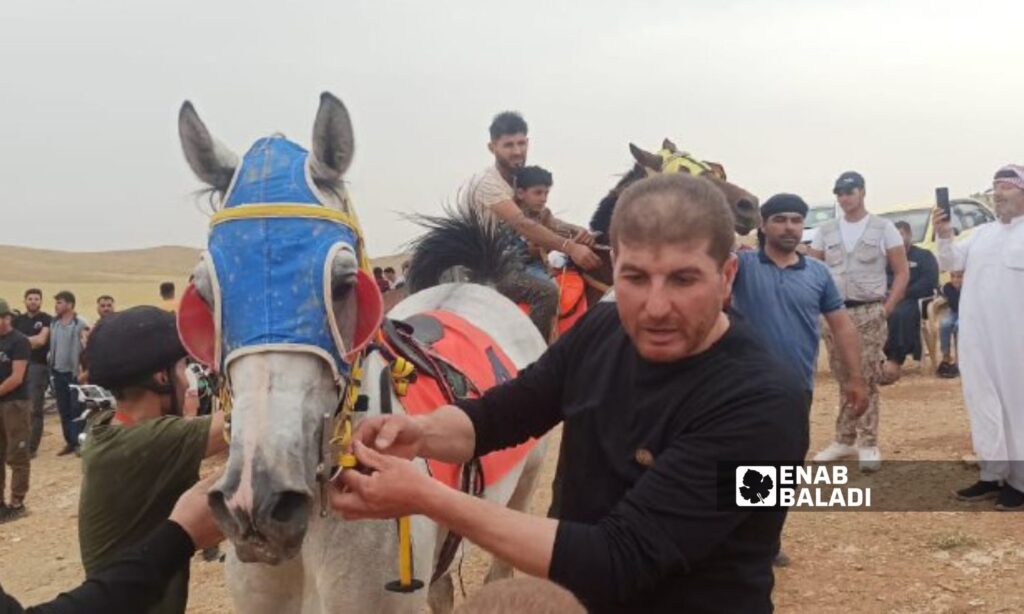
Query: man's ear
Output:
[[153, 370, 170, 386], [722, 253, 739, 291]]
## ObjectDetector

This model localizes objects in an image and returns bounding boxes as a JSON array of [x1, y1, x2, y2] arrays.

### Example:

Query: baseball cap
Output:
[[86, 306, 188, 389], [833, 171, 865, 194], [0, 299, 12, 316]]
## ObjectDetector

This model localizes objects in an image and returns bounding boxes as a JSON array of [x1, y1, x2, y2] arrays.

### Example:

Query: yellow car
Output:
[[876, 198, 995, 257]]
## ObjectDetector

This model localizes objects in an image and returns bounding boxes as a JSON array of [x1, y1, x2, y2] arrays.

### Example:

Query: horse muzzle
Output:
[[209, 469, 314, 564]]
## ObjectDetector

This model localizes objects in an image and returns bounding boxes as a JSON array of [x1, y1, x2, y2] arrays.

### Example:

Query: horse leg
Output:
[[484, 438, 549, 584]]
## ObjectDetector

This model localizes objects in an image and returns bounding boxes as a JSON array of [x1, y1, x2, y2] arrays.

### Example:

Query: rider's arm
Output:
[[490, 199, 576, 253]]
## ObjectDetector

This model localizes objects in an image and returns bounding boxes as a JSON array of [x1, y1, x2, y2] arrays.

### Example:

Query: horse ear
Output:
[[309, 92, 355, 185], [178, 101, 238, 193], [704, 161, 728, 180], [629, 143, 663, 171], [662, 138, 678, 153]]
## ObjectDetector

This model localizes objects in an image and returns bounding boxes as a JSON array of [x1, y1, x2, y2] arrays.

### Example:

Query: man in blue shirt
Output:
[[732, 193, 868, 411], [731, 193, 869, 567]]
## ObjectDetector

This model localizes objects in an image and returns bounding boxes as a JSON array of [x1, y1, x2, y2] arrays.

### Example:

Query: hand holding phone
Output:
[[936, 187, 951, 221]]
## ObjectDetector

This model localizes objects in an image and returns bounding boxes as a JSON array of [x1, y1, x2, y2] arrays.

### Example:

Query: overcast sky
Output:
[[2, 0, 1022, 256]]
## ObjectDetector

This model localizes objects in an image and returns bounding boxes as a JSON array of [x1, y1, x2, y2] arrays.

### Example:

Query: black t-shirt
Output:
[[941, 283, 961, 314], [13, 312, 52, 365], [457, 303, 808, 613], [0, 329, 32, 401]]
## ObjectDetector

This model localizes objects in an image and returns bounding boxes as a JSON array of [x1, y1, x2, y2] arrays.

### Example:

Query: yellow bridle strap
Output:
[[331, 356, 364, 469], [209, 204, 362, 229], [657, 149, 724, 180], [209, 201, 373, 273]]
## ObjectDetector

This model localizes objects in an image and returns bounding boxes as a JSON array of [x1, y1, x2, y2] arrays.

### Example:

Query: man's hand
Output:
[[351, 414, 424, 459], [169, 475, 224, 550], [845, 377, 869, 418], [572, 228, 597, 248], [567, 243, 601, 270], [932, 207, 954, 239], [330, 442, 435, 520]]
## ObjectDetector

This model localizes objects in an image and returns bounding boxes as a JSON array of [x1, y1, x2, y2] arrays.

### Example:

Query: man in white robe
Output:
[[936, 164, 1024, 511]]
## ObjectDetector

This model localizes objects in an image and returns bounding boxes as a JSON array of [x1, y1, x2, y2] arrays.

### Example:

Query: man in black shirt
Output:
[[882, 221, 939, 383], [332, 174, 808, 613], [0, 298, 33, 523], [12, 289, 52, 457]]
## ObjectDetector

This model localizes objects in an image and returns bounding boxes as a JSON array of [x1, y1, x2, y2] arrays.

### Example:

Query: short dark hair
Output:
[[159, 282, 175, 299], [489, 111, 528, 141], [894, 220, 912, 234], [97, 295, 115, 303], [514, 166, 553, 190], [373, 266, 383, 275], [24, 288, 42, 299], [54, 290, 76, 306], [610, 174, 735, 266], [383, 267, 396, 274]]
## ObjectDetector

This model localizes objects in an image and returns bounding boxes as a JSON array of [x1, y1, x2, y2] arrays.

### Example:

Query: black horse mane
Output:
[[405, 205, 524, 292], [588, 165, 647, 244], [404, 205, 558, 339]]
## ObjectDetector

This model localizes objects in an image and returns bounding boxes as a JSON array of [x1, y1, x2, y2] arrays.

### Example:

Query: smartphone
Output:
[[936, 187, 951, 221]]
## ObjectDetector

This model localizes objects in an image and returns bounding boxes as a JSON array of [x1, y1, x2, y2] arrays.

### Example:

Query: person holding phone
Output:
[[937, 165, 1024, 511]]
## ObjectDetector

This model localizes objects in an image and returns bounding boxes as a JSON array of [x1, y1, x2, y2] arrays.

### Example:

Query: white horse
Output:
[[177, 92, 548, 613]]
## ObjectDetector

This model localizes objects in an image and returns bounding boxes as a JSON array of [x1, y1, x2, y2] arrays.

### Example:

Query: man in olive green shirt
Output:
[[79, 306, 225, 614]]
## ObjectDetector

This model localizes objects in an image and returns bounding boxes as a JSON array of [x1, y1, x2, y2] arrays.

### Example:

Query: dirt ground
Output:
[[2, 366, 1022, 613]]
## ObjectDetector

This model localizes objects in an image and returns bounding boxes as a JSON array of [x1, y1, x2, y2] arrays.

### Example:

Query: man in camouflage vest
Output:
[[808, 171, 909, 472]]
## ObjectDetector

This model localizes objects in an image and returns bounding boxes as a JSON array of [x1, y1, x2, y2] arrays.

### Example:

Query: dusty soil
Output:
[[3, 366, 1022, 613]]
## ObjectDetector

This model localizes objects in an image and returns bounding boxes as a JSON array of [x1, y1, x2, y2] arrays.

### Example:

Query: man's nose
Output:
[[644, 286, 671, 318]]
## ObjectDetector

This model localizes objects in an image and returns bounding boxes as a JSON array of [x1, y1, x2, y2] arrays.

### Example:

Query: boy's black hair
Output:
[[489, 111, 528, 141], [55, 290, 76, 306], [515, 165, 553, 190]]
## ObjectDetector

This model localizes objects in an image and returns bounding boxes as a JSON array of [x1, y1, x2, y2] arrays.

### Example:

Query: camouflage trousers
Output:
[[823, 302, 887, 447]]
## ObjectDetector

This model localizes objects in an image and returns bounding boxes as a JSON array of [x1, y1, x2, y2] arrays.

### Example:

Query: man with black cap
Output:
[[731, 194, 868, 565], [79, 306, 226, 614], [733, 194, 868, 413], [809, 172, 908, 472]]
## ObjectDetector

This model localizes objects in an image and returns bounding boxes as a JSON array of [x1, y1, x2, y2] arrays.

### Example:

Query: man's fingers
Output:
[[330, 489, 373, 520], [375, 418, 404, 450], [353, 440, 387, 468], [336, 466, 372, 491], [352, 416, 385, 446]]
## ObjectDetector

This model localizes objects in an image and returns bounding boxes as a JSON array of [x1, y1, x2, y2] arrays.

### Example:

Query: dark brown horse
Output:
[[396, 139, 760, 336], [579, 139, 760, 308]]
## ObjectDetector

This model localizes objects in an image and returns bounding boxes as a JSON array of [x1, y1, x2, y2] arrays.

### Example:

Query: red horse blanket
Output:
[[390, 310, 538, 490]]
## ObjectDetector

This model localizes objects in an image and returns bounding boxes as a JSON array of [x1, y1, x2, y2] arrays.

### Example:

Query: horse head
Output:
[[176, 93, 382, 565], [589, 138, 760, 242]]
